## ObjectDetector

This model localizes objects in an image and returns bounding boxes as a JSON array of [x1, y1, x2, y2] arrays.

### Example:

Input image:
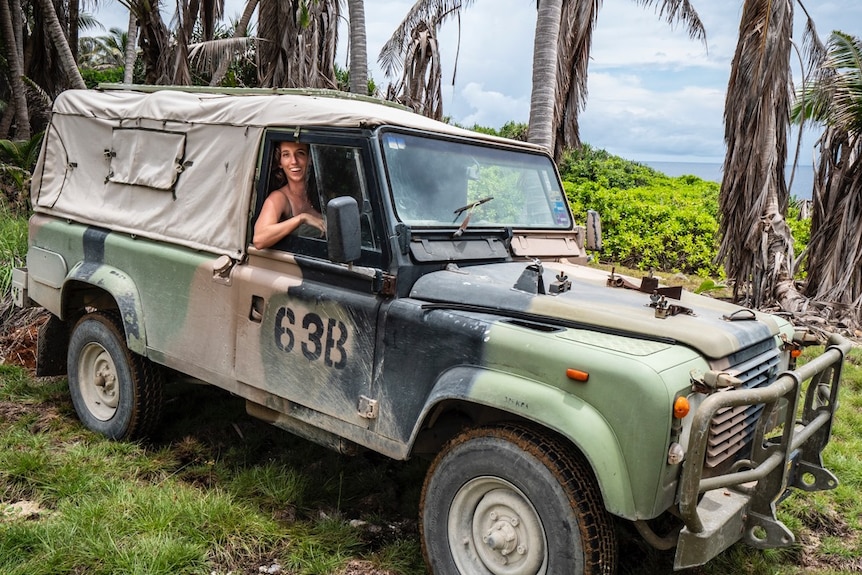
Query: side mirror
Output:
[[586, 209, 603, 251], [326, 196, 362, 263]]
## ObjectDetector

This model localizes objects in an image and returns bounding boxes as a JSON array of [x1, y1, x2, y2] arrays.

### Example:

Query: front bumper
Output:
[[674, 333, 850, 570]]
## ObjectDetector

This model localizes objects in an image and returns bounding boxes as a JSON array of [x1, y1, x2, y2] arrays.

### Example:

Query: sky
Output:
[[90, 1, 862, 165]]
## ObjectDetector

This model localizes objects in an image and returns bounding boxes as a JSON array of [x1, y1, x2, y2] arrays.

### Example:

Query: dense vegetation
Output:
[[561, 145, 724, 276]]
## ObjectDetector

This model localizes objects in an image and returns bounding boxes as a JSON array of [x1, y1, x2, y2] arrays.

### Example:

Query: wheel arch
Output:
[[62, 261, 147, 355], [410, 365, 637, 519]]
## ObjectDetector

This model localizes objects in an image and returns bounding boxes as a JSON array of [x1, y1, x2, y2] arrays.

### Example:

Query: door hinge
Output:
[[358, 395, 379, 419], [373, 270, 396, 296]]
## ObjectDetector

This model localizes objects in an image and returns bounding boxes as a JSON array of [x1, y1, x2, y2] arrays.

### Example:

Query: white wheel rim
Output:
[[77, 341, 119, 421], [448, 476, 547, 575]]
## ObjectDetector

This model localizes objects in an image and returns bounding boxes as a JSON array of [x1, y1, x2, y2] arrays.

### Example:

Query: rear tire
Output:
[[67, 311, 163, 440], [420, 424, 617, 575]]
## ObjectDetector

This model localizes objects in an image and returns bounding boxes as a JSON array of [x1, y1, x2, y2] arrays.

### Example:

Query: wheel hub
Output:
[[449, 478, 546, 575], [78, 342, 120, 420]]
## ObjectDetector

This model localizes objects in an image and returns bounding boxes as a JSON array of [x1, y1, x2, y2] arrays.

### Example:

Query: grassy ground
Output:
[[0, 368, 429, 575], [1, 344, 861, 574]]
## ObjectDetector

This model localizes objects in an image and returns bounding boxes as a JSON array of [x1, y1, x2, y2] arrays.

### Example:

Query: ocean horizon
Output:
[[642, 161, 814, 201]]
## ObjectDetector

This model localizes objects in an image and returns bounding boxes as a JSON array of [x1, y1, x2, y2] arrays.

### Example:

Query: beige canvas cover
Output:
[[31, 87, 530, 257]]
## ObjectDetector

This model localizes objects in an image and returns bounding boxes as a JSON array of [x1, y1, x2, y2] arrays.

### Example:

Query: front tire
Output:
[[67, 311, 163, 440], [420, 424, 617, 575]]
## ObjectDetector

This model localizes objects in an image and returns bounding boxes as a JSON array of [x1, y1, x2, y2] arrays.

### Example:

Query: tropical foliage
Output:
[[561, 145, 723, 276], [0, 132, 42, 212]]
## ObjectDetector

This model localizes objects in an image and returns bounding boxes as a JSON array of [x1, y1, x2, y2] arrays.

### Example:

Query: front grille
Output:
[[705, 340, 782, 470]]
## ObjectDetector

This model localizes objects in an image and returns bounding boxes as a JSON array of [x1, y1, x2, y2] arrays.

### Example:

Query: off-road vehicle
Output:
[[13, 85, 849, 574]]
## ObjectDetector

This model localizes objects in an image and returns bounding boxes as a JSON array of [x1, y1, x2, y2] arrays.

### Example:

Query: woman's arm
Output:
[[253, 193, 326, 249]]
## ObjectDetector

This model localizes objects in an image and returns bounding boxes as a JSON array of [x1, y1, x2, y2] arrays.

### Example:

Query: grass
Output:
[[0, 205, 27, 299], [0, 372, 429, 575], [2, 346, 861, 574]]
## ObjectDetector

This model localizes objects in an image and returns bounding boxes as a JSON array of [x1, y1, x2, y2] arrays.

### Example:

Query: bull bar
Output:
[[674, 333, 851, 570]]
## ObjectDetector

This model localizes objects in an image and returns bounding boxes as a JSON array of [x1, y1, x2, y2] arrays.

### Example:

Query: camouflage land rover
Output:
[[12, 85, 849, 574]]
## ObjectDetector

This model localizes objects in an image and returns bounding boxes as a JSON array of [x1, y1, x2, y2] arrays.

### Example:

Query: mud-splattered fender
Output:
[[65, 260, 147, 354], [412, 365, 637, 519]]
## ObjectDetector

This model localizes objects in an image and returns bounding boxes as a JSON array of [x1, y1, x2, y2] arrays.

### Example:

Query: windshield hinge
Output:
[[395, 223, 411, 255]]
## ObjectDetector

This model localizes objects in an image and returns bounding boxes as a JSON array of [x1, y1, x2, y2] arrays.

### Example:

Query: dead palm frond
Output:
[[259, 0, 339, 89], [189, 36, 256, 77], [378, 0, 474, 80], [545, 1, 705, 159], [717, 0, 799, 312], [634, 0, 705, 42], [386, 20, 443, 119], [794, 31, 862, 327]]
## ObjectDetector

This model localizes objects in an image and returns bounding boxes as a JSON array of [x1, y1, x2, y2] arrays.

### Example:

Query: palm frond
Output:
[[378, 0, 475, 79], [635, 0, 706, 43], [718, 0, 795, 308], [189, 36, 255, 72]]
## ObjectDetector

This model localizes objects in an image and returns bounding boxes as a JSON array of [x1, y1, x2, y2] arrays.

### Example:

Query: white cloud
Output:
[[581, 72, 726, 162], [453, 82, 529, 127]]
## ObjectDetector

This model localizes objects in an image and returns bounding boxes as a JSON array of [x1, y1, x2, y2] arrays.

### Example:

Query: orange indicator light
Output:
[[791, 349, 802, 358], [566, 368, 589, 382], [673, 396, 690, 419]]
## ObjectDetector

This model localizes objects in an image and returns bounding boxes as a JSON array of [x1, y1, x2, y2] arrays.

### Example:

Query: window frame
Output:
[[250, 128, 387, 269]]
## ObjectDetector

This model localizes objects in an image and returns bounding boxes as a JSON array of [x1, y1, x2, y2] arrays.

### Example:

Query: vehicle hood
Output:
[[409, 261, 783, 360]]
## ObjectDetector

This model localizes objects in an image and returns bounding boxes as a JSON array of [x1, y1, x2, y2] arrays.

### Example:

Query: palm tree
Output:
[[0, 131, 44, 210], [78, 27, 127, 69], [526, 0, 563, 152], [120, 0, 171, 84], [0, 0, 30, 139], [347, 0, 368, 94], [717, 0, 823, 313], [123, 10, 138, 84], [34, 0, 86, 89], [537, 0, 705, 160], [791, 30, 862, 327], [172, 0, 224, 85], [206, 0, 258, 86], [378, 1, 473, 117]]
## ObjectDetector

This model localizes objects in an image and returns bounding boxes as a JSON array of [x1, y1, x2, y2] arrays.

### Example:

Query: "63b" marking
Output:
[[273, 306, 348, 369]]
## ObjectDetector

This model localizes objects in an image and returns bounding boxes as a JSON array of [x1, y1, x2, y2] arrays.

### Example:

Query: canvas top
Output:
[[31, 86, 541, 258]]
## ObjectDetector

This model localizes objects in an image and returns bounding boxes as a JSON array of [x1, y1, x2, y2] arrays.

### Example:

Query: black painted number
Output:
[[274, 307, 348, 369]]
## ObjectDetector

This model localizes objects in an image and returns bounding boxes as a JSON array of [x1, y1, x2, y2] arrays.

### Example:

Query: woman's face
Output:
[[278, 142, 309, 185]]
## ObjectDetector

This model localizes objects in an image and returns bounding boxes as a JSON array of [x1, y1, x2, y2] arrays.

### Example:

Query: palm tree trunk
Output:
[[527, 0, 563, 153], [69, 0, 80, 62], [0, 0, 31, 139], [124, 11, 139, 84], [348, 0, 368, 94], [34, 0, 86, 89]]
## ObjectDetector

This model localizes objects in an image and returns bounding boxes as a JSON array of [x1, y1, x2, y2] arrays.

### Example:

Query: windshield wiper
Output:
[[452, 196, 494, 238], [453, 196, 494, 221]]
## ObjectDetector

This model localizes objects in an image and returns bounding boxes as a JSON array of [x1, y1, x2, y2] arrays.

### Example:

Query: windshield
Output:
[[381, 132, 572, 230]]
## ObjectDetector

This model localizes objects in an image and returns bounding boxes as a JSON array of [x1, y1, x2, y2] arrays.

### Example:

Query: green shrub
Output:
[[560, 145, 722, 276], [80, 67, 125, 89]]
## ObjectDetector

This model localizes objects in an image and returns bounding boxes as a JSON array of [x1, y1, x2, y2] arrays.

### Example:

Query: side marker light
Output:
[[673, 396, 690, 419], [566, 368, 589, 382]]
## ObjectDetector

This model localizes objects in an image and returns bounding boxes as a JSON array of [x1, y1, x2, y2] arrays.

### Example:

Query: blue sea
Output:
[[642, 161, 815, 201]]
